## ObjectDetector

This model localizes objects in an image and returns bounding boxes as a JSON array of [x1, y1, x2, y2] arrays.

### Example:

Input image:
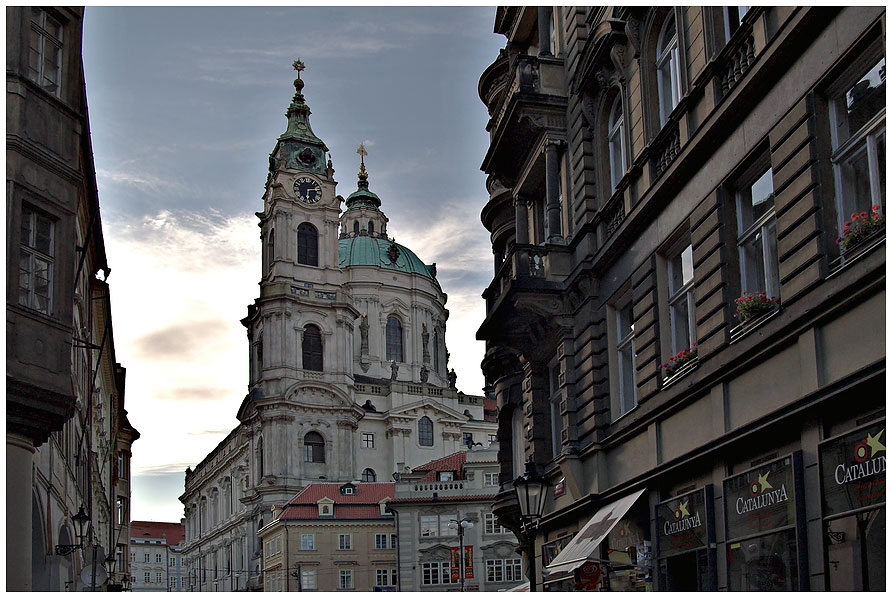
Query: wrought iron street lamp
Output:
[[447, 518, 474, 591], [55, 506, 90, 556], [513, 462, 549, 592]]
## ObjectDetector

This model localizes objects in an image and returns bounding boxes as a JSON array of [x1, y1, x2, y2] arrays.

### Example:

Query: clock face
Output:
[[294, 176, 322, 204]]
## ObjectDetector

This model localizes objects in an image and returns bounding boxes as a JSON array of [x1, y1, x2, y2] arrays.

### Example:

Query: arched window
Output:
[[257, 437, 264, 482], [418, 416, 434, 447], [267, 228, 275, 269], [297, 222, 318, 266], [304, 432, 325, 463], [656, 13, 681, 126], [386, 316, 403, 362], [302, 324, 323, 371], [361, 468, 376, 482], [368, 221, 374, 234], [608, 94, 626, 191], [353, 221, 360, 235]]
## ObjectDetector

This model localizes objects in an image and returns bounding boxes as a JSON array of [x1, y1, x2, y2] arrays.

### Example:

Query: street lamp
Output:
[[55, 506, 90, 556], [513, 462, 549, 592], [446, 518, 474, 591]]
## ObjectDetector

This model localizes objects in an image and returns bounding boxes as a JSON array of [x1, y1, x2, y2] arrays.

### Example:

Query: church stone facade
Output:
[[179, 65, 496, 592]]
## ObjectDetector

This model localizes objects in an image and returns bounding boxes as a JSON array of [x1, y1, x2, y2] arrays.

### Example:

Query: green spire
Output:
[[278, 59, 328, 150], [345, 143, 381, 210]]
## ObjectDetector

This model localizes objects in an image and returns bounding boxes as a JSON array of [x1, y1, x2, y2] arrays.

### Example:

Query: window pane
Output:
[[670, 293, 691, 353], [727, 529, 799, 591], [19, 255, 32, 306], [739, 169, 775, 231], [669, 244, 693, 295], [839, 57, 886, 147], [34, 214, 52, 254], [878, 130, 886, 208], [740, 230, 766, 294], [617, 302, 634, 341], [838, 142, 877, 219], [619, 343, 636, 414]]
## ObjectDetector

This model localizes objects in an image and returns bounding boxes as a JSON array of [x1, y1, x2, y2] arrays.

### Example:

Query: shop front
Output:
[[654, 486, 716, 591], [819, 419, 885, 591], [723, 452, 808, 591]]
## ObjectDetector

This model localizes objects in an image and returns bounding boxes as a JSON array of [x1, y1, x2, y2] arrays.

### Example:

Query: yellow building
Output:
[[258, 482, 396, 591]]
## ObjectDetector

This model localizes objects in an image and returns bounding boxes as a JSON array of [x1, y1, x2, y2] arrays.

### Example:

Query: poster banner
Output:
[[819, 421, 886, 517], [656, 488, 708, 558], [450, 546, 460, 582], [724, 455, 796, 540], [464, 546, 474, 578]]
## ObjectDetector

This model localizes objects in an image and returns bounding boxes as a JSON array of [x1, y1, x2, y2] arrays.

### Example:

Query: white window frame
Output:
[[484, 512, 507, 535], [300, 533, 315, 551], [483, 472, 498, 487], [656, 11, 682, 126], [144, 572, 150, 584], [421, 561, 455, 586], [487, 433, 497, 445], [608, 95, 626, 191], [376, 569, 389, 587], [735, 165, 779, 300], [666, 241, 696, 355], [614, 299, 637, 417], [18, 204, 54, 314], [28, 8, 63, 96], [338, 569, 354, 590], [375, 533, 388, 550], [301, 569, 317, 590], [828, 54, 886, 234], [487, 558, 522, 583], [338, 533, 352, 551]]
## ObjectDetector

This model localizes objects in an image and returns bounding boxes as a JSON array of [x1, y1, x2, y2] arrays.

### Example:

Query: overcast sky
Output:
[[82, 6, 505, 522]]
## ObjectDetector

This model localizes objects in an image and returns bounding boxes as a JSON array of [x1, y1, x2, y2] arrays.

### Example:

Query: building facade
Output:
[[389, 446, 522, 592], [258, 482, 396, 592], [179, 65, 497, 591], [7, 6, 138, 591], [130, 521, 186, 592], [478, 6, 884, 592]]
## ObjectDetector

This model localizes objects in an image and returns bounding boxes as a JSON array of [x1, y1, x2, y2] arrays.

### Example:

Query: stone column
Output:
[[514, 194, 529, 246], [7, 433, 35, 591], [545, 140, 563, 243], [537, 7, 552, 56]]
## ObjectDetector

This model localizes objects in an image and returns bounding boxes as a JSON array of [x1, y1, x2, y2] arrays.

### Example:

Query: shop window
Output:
[[828, 51, 885, 240], [418, 416, 434, 447], [386, 315, 404, 362], [735, 162, 779, 302], [297, 222, 318, 266], [19, 204, 54, 314], [301, 324, 323, 371], [608, 94, 627, 191], [656, 12, 682, 126], [362, 468, 376, 482], [303, 431, 325, 463]]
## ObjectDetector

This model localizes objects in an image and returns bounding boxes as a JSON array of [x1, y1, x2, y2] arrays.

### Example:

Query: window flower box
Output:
[[659, 345, 698, 385], [733, 291, 779, 324], [838, 206, 885, 253]]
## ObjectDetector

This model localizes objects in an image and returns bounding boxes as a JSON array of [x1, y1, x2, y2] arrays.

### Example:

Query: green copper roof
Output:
[[345, 157, 382, 211], [338, 236, 438, 280]]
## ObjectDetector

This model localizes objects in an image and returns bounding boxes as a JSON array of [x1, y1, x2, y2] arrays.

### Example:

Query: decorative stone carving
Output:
[[390, 360, 399, 381], [421, 323, 430, 364]]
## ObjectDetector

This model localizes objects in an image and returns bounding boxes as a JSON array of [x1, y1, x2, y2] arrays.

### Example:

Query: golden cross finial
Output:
[[356, 143, 368, 164], [292, 59, 306, 78]]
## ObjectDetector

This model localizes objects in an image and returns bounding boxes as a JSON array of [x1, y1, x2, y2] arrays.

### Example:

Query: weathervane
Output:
[[357, 143, 369, 181], [293, 59, 306, 79]]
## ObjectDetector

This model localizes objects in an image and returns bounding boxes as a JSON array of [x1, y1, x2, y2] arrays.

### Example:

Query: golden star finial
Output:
[[757, 471, 773, 493], [867, 429, 886, 457]]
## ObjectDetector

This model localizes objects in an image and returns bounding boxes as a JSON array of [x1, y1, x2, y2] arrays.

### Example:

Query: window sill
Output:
[[829, 229, 885, 277], [729, 305, 781, 344], [660, 358, 699, 389]]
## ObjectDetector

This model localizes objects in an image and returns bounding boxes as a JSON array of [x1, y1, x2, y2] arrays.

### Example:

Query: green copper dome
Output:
[[338, 236, 438, 280]]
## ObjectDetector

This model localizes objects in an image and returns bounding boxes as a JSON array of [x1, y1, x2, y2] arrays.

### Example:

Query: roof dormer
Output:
[[317, 496, 335, 517]]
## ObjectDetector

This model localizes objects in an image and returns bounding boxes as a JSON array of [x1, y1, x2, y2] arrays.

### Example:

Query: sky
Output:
[[81, 6, 506, 522]]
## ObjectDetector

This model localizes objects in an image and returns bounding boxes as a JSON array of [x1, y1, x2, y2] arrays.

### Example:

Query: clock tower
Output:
[[241, 61, 362, 496]]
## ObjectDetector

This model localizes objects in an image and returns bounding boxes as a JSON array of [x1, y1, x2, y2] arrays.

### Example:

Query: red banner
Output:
[[450, 546, 460, 582], [464, 546, 474, 578]]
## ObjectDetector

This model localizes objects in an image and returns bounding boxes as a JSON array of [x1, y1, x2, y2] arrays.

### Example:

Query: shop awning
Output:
[[543, 488, 645, 575], [506, 581, 529, 591]]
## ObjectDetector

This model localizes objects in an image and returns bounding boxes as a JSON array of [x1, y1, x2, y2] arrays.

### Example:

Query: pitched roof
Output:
[[288, 482, 394, 505], [276, 483, 396, 522], [411, 451, 467, 482], [130, 521, 185, 546]]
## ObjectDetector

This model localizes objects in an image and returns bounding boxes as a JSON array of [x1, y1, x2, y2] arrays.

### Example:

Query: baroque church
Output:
[[179, 63, 496, 591]]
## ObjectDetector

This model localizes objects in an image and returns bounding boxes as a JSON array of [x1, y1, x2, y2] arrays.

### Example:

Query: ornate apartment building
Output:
[[478, 6, 884, 592], [179, 65, 497, 591], [7, 6, 138, 592]]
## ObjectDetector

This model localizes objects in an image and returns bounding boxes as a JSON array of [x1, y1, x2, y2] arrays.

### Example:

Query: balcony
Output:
[[480, 53, 567, 185], [478, 243, 571, 355]]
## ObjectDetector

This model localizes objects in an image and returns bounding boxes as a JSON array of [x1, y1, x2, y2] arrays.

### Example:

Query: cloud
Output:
[[155, 386, 234, 402], [131, 319, 228, 362], [134, 463, 195, 476]]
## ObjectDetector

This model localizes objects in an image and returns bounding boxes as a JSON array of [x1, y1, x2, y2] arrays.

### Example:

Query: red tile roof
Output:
[[130, 521, 185, 546], [412, 451, 467, 482], [483, 397, 498, 422], [278, 504, 389, 520], [288, 482, 394, 505]]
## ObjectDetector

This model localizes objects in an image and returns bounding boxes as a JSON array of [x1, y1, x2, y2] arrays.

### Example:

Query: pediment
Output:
[[387, 399, 467, 422]]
